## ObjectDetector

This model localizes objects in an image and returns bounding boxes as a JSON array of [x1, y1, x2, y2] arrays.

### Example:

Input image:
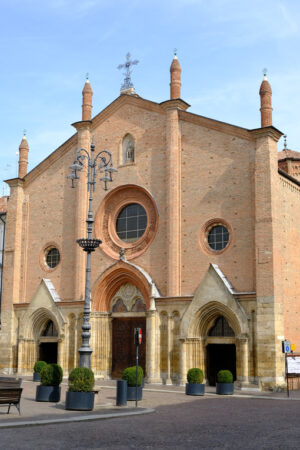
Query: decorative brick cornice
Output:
[[91, 95, 165, 128], [278, 168, 300, 188], [160, 98, 190, 111], [179, 110, 254, 141], [23, 134, 77, 186], [250, 126, 283, 142]]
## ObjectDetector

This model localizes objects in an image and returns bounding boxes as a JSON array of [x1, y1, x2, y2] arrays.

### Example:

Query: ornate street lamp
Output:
[[68, 140, 117, 368]]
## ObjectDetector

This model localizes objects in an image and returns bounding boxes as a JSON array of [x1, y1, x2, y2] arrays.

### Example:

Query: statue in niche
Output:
[[122, 134, 135, 164]]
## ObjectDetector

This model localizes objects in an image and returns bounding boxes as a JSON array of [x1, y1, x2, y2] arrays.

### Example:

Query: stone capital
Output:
[[5, 177, 25, 188], [250, 126, 283, 142], [160, 98, 190, 111], [72, 120, 93, 132]]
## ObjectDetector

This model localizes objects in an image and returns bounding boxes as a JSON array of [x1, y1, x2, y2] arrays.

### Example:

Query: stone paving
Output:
[[0, 376, 299, 428]]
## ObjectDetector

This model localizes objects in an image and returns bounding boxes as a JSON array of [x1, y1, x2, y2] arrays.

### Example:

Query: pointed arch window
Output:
[[208, 316, 234, 337], [42, 320, 58, 337], [122, 134, 135, 164], [112, 299, 128, 313]]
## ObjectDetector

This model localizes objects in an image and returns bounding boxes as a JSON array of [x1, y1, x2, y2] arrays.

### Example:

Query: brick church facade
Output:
[[1, 55, 300, 390]]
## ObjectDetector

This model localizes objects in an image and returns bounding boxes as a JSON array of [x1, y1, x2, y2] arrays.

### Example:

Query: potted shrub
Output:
[[33, 361, 47, 382], [186, 368, 205, 396], [65, 367, 95, 411], [122, 366, 143, 401], [216, 370, 234, 395], [35, 363, 63, 402]]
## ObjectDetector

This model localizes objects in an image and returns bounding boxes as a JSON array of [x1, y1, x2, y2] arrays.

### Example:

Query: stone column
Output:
[[57, 341, 64, 370], [179, 339, 187, 385], [17, 339, 25, 374], [239, 337, 249, 384], [166, 313, 172, 384], [146, 310, 156, 382]]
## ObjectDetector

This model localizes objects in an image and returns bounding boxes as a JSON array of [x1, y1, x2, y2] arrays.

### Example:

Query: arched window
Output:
[[208, 316, 234, 337], [122, 134, 135, 164], [112, 298, 128, 313], [131, 298, 146, 312], [42, 320, 58, 337]]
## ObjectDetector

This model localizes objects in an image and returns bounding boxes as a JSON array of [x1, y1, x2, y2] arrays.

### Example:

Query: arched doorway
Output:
[[111, 283, 147, 378], [38, 320, 58, 364], [206, 316, 236, 385]]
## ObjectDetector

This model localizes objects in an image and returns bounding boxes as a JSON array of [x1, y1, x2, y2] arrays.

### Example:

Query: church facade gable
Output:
[[1, 54, 297, 391]]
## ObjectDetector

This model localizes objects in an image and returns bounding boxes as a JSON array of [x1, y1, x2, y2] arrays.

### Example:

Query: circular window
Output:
[[207, 225, 229, 251], [95, 184, 159, 260], [116, 203, 147, 243], [45, 248, 60, 268]]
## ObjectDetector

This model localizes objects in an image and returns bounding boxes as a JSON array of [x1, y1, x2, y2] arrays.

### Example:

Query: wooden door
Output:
[[112, 317, 146, 379]]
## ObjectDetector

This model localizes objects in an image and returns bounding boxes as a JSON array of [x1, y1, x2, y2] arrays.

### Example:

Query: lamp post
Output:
[[68, 140, 117, 368]]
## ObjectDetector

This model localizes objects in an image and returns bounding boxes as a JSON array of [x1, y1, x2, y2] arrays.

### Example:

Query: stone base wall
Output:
[[0, 294, 286, 390]]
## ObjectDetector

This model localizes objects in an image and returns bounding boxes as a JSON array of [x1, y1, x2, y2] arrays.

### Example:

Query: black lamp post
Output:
[[68, 140, 117, 368]]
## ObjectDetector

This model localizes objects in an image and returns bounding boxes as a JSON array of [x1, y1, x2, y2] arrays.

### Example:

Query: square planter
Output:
[[65, 391, 95, 411], [36, 385, 61, 402], [33, 372, 40, 382], [127, 386, 142, 401], [185, 383, 205, 396], [216, 383, 234, 395]]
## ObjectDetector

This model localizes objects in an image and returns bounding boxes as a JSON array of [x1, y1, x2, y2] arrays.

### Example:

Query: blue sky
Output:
[[1, 0, 300, 194]]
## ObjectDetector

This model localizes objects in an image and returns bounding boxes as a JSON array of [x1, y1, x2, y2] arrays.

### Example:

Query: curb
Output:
[[0, 408, 155, 429], [100, 386, 300, 401]]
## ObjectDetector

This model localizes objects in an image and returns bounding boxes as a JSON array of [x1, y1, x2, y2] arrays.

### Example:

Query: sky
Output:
[[1, 0, 300, 195]]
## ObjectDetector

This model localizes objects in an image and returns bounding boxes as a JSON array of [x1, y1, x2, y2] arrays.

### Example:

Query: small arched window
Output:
[[42, 320, 58, 337], [208, 316, 234, 337], [122, 134, 135, 164]]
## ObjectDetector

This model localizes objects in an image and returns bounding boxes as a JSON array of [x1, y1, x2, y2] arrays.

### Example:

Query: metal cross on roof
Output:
[[283, 134, 287, 150], [117, 52, 139, 91]]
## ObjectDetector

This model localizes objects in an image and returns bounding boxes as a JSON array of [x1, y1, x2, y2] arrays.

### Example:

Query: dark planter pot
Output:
[[216, 383, 234, 395], [116, 380, 127, 406], [65, 391, 95, 411], [127, 386, 143, 401], [33, 372, 41, 382], [185, 383, 205, 396], [36, 385, 61, 402]]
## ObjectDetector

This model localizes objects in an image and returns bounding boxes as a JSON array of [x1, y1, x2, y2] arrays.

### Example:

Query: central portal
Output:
[[112, 317, 146, 379]]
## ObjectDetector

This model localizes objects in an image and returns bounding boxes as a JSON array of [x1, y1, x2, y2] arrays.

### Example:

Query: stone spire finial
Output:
[[18, 132, 29, 178], [170, 50, 182, 99], [82, 75, 93, 121], [259, 69, 272, 127]]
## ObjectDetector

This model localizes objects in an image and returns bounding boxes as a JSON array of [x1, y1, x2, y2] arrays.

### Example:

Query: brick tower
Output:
[[82, 75, 93, 121], [259, 73, 272, 127], [170, 52, 182, 99], [18, 133, 29, 178]]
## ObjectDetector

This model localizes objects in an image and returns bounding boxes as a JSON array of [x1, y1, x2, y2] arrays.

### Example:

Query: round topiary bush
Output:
[[187, 368, 204, 384], [40, 363, 63, 386], [68, 367, 95, 392], [217, 370, 233, 384], [33, 361, 47, 373], [122, 366, 144, 387]]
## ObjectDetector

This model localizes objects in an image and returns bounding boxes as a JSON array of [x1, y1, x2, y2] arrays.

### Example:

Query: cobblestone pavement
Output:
[[0, 378, 300, 449]]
